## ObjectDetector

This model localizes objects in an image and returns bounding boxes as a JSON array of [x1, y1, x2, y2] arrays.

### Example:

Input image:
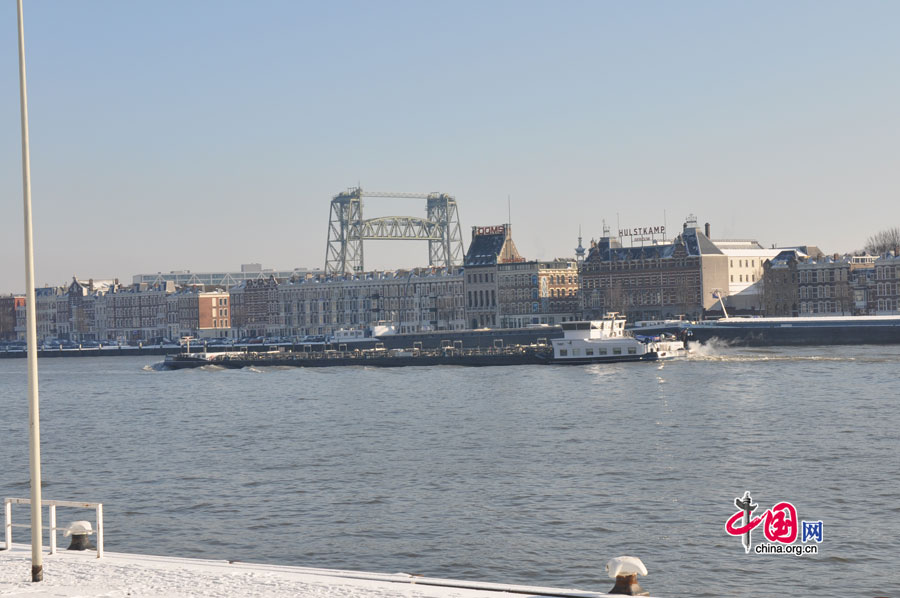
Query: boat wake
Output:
[[686, 341, 857, 363], [690, 353, 855, 363]]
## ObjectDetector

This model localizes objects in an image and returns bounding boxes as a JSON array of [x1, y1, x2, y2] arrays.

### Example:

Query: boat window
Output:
[[573, 349, 580, 356], [559, 349, 568, 356], [586, 349, 594, 356], [599, 348, 607, 355], [628, 347, 636, 354], [613, 348, 622, 355]]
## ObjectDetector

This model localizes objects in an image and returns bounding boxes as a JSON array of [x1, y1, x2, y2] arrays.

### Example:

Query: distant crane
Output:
[[324, 187, 464, 275]]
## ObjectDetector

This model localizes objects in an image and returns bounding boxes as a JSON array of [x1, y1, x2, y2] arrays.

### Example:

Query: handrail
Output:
[[4, 497, 103, 558]]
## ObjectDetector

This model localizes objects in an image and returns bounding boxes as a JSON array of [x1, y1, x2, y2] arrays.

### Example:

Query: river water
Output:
[[1, 344, 898, 597]]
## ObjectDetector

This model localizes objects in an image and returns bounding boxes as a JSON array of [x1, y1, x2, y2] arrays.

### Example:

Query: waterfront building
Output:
[[497, 259, 580, 328], [229, 277, 279, 337], [29, 286, 62, 340], [100, 281, 175, 342], [874, 253, 900, 314], [711, 238, 780, 313], [762, 252, 877, 317], [0, 296, 24, 341], [274, 268, 465, 337], [760, 250, 803, 316], [55, 278, 120, 342], [850, 256, 877, 314], [168, 288, 232, 339], [580, 221, 728, 321], [797, 257, 854, 316], [463, 224, 524, 328]]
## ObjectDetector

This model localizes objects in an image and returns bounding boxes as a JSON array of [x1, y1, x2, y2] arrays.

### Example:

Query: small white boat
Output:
[[550, 313, 686, 364]]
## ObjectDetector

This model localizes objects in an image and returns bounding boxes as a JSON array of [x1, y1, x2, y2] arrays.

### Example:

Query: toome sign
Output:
[[474, 225, 506, 236]]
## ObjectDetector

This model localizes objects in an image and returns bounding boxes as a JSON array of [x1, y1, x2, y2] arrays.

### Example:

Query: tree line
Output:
[[864, 227, 900, 255]]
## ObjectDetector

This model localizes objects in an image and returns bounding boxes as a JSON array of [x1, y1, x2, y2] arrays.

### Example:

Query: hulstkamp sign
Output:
[[619, 225, 665, 237]]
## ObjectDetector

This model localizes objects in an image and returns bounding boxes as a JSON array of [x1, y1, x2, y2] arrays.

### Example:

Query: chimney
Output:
[[705, 222, 711, 238]]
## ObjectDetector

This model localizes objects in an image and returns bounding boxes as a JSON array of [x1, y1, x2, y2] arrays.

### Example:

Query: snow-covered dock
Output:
[[0, 544, 648, 598]]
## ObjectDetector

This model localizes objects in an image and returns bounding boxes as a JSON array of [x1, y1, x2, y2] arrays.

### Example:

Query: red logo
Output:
[[726, 501, 798, 544]]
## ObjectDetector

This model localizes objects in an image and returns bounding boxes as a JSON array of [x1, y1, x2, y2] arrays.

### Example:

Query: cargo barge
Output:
[[631, 315, 900, 346], [163, 345, 551, 369], [0, 326, 564, 359], [163, 314, 689, 369]]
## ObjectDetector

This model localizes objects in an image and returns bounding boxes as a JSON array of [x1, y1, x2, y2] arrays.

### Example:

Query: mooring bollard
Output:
[[606, 555, 649, 596], [64, 521, 96, 551]]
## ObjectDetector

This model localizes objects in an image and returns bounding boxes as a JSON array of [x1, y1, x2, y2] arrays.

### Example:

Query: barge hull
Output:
[[642, 317, 900, 347], [164, 352, 549, 370]]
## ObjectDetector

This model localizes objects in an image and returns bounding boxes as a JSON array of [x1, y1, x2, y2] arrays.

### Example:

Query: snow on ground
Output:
[[1, 545, 622, 598]]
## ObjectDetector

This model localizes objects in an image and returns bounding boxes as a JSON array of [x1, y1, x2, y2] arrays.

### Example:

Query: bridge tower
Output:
[[324, 187, 464, 275]]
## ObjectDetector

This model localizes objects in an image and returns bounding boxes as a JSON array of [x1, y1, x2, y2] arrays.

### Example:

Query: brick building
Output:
[[463, 224, 523, 328], [0, 296, 24, 341], [229, 277, 279, 337], [580, 223, 728, 321], [497, 259, 580, 328], [874, 253, 900, 314]]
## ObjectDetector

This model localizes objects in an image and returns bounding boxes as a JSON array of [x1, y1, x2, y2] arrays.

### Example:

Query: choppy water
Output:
[[1, 344, 898, 597]]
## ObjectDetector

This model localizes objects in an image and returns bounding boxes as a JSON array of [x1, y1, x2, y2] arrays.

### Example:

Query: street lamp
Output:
[[16, 0, 44, 581]]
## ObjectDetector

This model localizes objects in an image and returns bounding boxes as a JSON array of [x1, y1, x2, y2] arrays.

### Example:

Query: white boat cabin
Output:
[[551, 313, 683, 363]]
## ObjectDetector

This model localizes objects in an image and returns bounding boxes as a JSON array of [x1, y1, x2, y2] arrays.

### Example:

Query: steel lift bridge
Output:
[[324, 187, 464, 275]]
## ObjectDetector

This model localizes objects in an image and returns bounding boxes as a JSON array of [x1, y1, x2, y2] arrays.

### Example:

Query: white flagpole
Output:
[[16, 0, 44, 582]]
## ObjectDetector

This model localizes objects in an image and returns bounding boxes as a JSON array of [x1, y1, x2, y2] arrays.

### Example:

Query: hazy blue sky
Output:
[[2, 1, 899, 293]]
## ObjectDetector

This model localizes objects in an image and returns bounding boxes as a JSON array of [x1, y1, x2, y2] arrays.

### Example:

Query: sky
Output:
[[2, 1, 899, 293]]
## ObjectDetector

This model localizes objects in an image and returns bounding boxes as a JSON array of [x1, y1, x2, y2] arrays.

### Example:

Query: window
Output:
[[628, 347, 636, 354], [559, 349, 567, 356], [613, 347, 622, 355], [586, 348, 594, 356]]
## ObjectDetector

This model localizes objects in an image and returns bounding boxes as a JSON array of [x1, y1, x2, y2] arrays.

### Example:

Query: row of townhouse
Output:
[[761, 251, 896, 316], [8, 278, 230, 343], [229, 268, 467, 337], [3, 226, 578, 342], [461, 224, 581, 328]]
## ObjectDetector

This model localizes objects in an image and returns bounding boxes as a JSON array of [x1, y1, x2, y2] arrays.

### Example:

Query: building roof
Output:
[[712, 239, 766, 250], [463, 224, 523, 266], [718, 248, 781, 258], [586, 227, 723, 262], [778, 245, 824, 259], [766, 249, 807, 267], [464, 232, 507, 266]]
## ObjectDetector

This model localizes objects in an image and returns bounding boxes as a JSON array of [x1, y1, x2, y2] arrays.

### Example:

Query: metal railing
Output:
[[4, 497, 103, 558]]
